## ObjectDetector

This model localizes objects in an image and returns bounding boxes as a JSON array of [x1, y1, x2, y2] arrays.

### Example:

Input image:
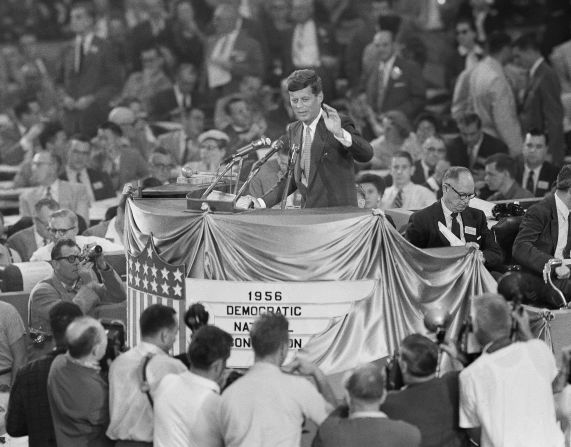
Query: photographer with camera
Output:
[[456, 293, 564, 446], [28, 239, 126, 361], [381, 334, 468, 447]]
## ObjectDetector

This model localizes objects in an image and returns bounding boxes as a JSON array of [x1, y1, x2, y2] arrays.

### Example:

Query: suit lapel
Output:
[[307, 119, 326, 189], [461, 209, 477, 242], [433, 202, 450, 246]]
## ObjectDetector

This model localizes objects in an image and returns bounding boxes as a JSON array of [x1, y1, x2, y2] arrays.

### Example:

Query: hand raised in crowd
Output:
[[282, 356, 319, 376], [322, 104, 343, 139]]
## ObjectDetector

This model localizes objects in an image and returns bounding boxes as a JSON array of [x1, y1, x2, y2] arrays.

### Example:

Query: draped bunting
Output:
[[125, 199, 498, 374]]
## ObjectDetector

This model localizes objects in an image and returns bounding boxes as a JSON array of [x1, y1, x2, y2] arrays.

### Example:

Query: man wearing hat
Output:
[[513, 165, 571, 308], [192, 129, 231, 172]]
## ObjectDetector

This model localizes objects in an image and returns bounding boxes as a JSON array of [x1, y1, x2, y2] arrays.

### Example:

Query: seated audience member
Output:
[[214, 76, 267, 131], [0, 212, 21, 265], [107, 304, 186, 446], [0, 301, 26, 389], [6, 302, 83, 447], [367, 110, 421, 170], [192, 130, 230, 172], [92, 121, 149, 191], [0, 99, 41, 166], [7, 198, 59, 262], [223, 96, 267, 156], [484, 154, 534, 201], [414, 112, 440, 147], [60, 135, 115, 202], [156, 107, 205, 167], [346, 90, 383, 142], [154, 325, 233, 447], [447, 112, 508, 173], [313, 363, 421, 447], [412, 135, 450, 196], [83, 194, 128, 247], [356, 173, 386, 209], [28, 239, 125, 360], [459, 294, 564, 446], [512, 165, 571, 308], [512, 33, 566, 167], [144, 147, 176, 185], [30, 208, 123, 261], [47, 317, 113, 447], [19, 151, 90, 225], [108, 106, 155, 161], [248, 136, 290, 198], [220, 314, 336, 447], [381, 334, 468, 447], [406, 167, 503, 270], [13, 121, 68, 188], [381, 151, 436, 210], [515, 129, 559, 198]]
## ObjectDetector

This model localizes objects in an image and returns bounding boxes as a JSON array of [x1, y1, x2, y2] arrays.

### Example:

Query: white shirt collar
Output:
[[349, 410, 388, 419], [441, 199, 455, 217], [530, 57, 544, 78], [305, 109, 323, 133], [555, 192, 570, 219], [188, 371, 221, 394], [76, 32, 94, 52]]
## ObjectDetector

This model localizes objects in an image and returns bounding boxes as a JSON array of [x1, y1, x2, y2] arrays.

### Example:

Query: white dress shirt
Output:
[[554, 192, 570, 259], [381, 182, 436, 211], [66, 167, 95, 203], [442, 200, 465, 243], [292, 20, 320, 68]]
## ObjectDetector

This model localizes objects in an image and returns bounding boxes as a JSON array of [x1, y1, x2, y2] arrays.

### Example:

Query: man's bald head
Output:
[[345, 363, 385, 403], [66, 317, 107, 360]]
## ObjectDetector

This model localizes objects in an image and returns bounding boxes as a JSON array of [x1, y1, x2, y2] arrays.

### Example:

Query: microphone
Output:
[[221, 137, 271, 165], [253, 136, 287, 168]]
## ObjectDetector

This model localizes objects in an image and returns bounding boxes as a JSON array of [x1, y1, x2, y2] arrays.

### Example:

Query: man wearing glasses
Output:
[[406, 166, 503, 270], [411, 135, 450, 197], [29, 209, 123, 262], [28, 238, 125, 360]]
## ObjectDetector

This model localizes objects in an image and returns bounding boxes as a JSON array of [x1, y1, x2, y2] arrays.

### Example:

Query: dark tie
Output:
[[451, 212, 461, 239], [563, 213, 571, 259], [428, 167, 435, 178], [44, 186, 52, 200], [526, 170, 535, 195], [76, 171, 82, 183], [392, 189, 403, 208], [75, 37, 84, 73]]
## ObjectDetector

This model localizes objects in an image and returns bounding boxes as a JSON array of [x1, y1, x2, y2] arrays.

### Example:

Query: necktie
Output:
[[75, 37, 83, 73], [526, 170, 535, 195], [376, 61, 387, 112], [44, 186, 52, 200], [563, 212, 571, 259], [392, 189, 403, 208], [428, 167, 435, 178], [451, 212, 461, 239], [301, 125, 312, 185], [76, 171, 82, 183]]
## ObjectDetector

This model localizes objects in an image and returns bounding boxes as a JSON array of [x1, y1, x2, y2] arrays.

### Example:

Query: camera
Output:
[[83, 245, 103, 262]]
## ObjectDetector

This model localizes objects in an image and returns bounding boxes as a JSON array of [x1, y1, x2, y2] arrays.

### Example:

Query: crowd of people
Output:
[[1, 0, 571, 445]]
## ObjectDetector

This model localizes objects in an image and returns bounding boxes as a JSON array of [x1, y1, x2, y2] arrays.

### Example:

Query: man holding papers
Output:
[[405, 166, 503, 270]]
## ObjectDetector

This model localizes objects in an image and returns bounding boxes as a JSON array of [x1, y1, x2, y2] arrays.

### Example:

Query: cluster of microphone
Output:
[[220, 136, 286, 165]]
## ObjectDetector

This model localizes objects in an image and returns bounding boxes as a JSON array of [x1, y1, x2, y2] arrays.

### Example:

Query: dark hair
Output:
[[139, 304, 177, 337], [13, 100, 35, 120], [556, 165, 571, 191], [34, 197, 60, 214], [356, 173, 386, 195], [67, 324, 101, 359], [51, 238, 79, 260], [392, 150, 413, 166], [224, 96, 247, 116], [455, 17, 476, 32], [184, 303, 209, 332], [286, 69, 323, 95], [345, 363, 385, 400], [487, 31, 512, 55], [512, 32, 540, 52], [400, 334, 438, 377], [38, 121, 64, 149], [187, 325, 233, 370], [455, 112, 482, 129], [377, 16, 400, 37], [525, 128, 549, 146], [71, 1, 96, 20], [415, 112, 440, 134], [49, 302, 83, 347], [99, 121, 123, 137], [250, 313, 289, 358], [485, 153, 516, 179]]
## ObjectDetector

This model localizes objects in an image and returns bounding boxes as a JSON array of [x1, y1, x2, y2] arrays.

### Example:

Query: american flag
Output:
[[126, 238, 188, 355]]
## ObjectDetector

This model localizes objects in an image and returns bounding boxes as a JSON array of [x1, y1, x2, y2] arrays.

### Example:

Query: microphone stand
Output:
[[233, 145, 281, 207], [280, 144, 300, 210], [200, 158, 241, 199]]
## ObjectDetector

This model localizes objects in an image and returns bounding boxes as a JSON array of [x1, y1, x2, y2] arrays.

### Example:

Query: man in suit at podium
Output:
[[248, 69, 373, 208]]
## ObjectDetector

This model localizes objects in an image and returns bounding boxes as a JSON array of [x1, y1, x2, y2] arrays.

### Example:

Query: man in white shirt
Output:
[[459, 293, 564, 447], [107, 304, 187, 446], [30, 208, 123, 262], [154, 325, 233, 447], [381, 151, 436, 210], [220, 313, 337, 447]]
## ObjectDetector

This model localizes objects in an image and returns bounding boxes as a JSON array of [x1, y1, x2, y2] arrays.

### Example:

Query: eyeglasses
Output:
[[55, 255, 82, 263], [49, 226, 76, 235], [444, 183, 476, 201], [426, 146, 447, 154]]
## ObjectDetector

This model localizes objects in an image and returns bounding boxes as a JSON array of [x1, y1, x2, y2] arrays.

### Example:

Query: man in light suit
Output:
[[512, 33, 566, 167], [156, 108, 205, 166], [406, 166, 504, 270], [469, 32, 522, 157], [19, 151, 90, 226], [59, 1, 122, 137], [361, 29, 426, 120], [248, 69, 373, 209]]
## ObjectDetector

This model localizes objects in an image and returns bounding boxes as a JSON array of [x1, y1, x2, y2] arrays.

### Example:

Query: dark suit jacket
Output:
[[512, 194, 560, 275], [406, 201, 503, 268], [381, 372, 467, 447], [362, 55, 426, 120], [60, 168, 115, 201], [519, 60, 565, 166], [148, 87, 206, 122], [514, 159, 558, 198], [59, 36, 122, 136], [446, 133, 508, 170], [6, 226, 37, 262], [262, 115, 373, 208]]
